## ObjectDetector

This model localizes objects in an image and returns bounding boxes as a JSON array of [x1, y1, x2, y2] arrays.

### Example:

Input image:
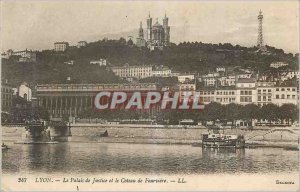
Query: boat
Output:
[[202, 127, 245, 148]]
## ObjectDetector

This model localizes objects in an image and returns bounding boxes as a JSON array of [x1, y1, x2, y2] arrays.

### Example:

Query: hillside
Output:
[[2, 38, 298, 87]]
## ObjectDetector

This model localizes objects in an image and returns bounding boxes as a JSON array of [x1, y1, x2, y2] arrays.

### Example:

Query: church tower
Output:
[[147, 12, 152, 42], [139, 22, 144, 39], [163, 12, 170, 45]]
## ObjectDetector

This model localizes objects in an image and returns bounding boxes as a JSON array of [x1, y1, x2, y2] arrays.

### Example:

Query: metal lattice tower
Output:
[[257, 10, 264, 48]]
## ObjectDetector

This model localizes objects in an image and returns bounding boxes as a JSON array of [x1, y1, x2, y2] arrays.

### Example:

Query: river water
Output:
[[2, 142, 299, 175]]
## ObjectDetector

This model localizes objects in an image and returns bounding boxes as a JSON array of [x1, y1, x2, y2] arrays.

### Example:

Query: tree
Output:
[[260, 104, 280, 125], [279, 104, 298, 125], [204, 102, 224, 125], [224, 103, 243, 127], [241, 103, 260, 126]]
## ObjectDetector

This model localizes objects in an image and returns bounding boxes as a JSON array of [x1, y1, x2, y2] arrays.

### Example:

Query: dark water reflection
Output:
[[2, 142, 299, 174]]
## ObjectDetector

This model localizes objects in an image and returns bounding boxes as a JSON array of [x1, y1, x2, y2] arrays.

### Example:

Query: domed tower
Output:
[[163, 12, 170, 45]]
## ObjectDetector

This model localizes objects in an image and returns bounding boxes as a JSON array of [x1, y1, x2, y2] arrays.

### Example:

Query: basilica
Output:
[[136, 13, 170, 50]]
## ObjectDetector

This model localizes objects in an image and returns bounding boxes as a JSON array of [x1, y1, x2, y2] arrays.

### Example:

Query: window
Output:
[[276, 88, 279, 91], [268, 89, 271, 93], [258, 90, 261, 93], [292, 95, 296, 99], [281, 88, 285, 91], [292, 88, 296, 91], [276, 95, 279, 99], [268, 96, 271, 101], [281, 94, 285, 99], [258, 96, 261, 101], [263, 89, 266, 92], [263, 96, 266, 101], [287, 95, 290, 99]]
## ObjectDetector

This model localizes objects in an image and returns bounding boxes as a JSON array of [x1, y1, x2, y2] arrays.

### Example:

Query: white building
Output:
[[90, 59, 107, 66], [198, 88, 236, 105], [285, 71, 300, 79], [236, 78, 257, 105], [201, 73, 219, 87], [64, 60, 74, 65], [270, 62, 288, 68], [218, 75, 236, 87], [152, 66, 172, 77], [18, 82, 32, 101], [3, 49, 37, 62], [178, 74, 195, 83], [272, 86, 298, 106], [179, 83, 196, 91], [1, 52, 10, 59], [54, 42, 69, 52], [256, 81, 275, 106], [2, 49, 13, 59], [77, 41, 87, 48], [111, 64, 152, 79], [237, 73, 252, 79], [216, 67, 226, 73]]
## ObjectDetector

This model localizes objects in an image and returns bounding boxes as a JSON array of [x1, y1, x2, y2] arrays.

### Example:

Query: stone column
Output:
[[50, 97, 53, 116], [55, 97, 58, 117], [70, 97, 73, 116], [75, 97, 78, 117], [85, 96, 88, 110], [60, 96, 63, 117]]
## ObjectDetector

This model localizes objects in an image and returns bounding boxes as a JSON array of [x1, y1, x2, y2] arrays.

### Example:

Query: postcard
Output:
[[1, 1, 299, 191]]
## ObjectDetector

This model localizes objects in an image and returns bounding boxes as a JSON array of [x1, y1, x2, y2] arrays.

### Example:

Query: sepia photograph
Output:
[[1, 1, 299, 191]]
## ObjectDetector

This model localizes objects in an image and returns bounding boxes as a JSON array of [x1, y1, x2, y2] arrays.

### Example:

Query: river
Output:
[[2, 142, 299, 175]]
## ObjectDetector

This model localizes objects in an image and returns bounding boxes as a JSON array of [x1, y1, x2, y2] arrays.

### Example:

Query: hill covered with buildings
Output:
[[1, 38, 298, 87]]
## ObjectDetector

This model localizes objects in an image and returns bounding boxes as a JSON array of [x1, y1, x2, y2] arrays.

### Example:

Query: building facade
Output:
[[36, 83, 158, 117], [54, 42, 69, 52], [236, 78, 257, 105], [152, 66, 171, 77], [18, 82, 32, 101], [77, 41, 87, 48], [111, 64, 152, 79], [272, 86, 298, 106], [178, 74, 195, 83], [2, 49, 36, 62], [1, 80, 14, 112], [256, 81, 274, 106], [270, 62, 288, 68], [90, 59, 107, 66], [143, 13, 170, 50]]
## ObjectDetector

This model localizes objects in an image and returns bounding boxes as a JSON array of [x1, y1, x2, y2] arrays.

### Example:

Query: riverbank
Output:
[[2, 125, 299, 149]]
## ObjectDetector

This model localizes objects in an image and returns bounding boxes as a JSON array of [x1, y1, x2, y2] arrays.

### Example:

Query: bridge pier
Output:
[[21, 122, 72, 143], [49, 124, 72, 142]]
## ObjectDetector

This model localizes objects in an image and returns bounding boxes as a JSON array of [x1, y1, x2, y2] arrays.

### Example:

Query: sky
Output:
[[1, 1, 299, 53]]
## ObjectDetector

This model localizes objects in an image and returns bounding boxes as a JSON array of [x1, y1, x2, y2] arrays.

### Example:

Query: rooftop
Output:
[[237, 78, 256, 83]]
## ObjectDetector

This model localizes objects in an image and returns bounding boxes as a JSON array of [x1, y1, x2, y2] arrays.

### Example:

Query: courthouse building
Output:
[[35, 83, 158, 117]]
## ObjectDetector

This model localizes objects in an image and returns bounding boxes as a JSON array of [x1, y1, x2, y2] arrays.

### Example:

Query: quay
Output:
[[2, 123, 299, 149]]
